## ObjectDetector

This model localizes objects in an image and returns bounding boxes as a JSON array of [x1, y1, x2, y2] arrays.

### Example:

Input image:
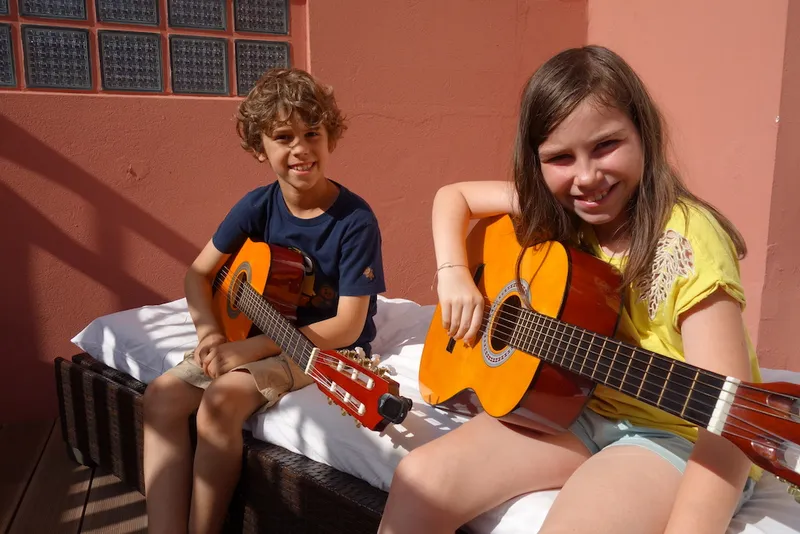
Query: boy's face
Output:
[[257, 115, 331, 191]]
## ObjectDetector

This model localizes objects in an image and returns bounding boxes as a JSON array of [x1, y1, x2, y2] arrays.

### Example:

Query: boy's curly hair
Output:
[[236, 68, 348, 155]]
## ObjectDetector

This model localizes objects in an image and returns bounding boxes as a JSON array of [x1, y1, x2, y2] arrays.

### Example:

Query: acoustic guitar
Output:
[[420, 215, 800, 487], [212, 238, 412, 431]]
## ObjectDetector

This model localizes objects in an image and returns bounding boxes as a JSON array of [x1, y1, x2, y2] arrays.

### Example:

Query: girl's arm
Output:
[[664, 289, 754, 533], [432, 181, 519, 343]]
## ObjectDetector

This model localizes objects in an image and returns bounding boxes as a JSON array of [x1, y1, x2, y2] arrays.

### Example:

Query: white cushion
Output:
[[71, 297, 800, 534]]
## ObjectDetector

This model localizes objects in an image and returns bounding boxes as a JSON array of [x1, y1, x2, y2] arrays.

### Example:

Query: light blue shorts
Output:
[[569, 408, 756, 515]]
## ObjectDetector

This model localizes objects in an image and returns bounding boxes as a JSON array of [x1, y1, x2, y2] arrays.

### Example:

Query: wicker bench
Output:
[[55, 352, 393, 534]]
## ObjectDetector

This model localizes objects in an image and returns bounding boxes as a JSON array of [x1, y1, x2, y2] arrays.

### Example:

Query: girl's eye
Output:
[[546, 154, 572, 164], [596, 139, 619, 152]]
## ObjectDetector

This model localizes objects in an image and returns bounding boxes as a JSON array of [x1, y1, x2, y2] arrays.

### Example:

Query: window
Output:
[[0, 0, 305, 95]]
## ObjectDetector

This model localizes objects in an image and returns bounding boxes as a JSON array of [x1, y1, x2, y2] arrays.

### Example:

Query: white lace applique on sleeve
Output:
[[636, 229, 695, 319]]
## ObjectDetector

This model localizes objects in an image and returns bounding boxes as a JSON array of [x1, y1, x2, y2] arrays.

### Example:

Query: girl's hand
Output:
[[194, 331, 227, 367], [437, 265, 485, 345]]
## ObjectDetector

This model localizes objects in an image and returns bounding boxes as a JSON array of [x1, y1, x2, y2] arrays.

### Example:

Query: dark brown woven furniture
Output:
[[55, 352, 392, 533]]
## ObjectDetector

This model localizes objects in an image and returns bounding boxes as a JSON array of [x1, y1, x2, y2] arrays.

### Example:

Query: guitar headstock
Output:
[[311, 347, 412, 432], [723, 380, 800, 489]]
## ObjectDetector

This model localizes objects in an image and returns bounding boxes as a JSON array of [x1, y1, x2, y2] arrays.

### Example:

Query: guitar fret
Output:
[[638, 354, 654, 398], [591, 335, 604, 380], [680, 369, 701, 418], [577, 330, 588, 374], [657, 360, 674, 408]]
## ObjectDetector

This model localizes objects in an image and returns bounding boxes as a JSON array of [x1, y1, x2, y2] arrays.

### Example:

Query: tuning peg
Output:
[[327, 398, 333, 405], [355, 421, 362, 428], [341, 408, 348, 417]]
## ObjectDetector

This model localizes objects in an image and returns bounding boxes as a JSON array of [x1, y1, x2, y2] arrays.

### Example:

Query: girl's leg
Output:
[[142, 373, 204, 534], [378, 412, 592, 534], [539, 445, 683, 534], [188, 371, 265, 534]]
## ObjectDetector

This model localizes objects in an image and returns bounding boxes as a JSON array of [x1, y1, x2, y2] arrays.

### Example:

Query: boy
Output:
[[142, 68, 386, 534]]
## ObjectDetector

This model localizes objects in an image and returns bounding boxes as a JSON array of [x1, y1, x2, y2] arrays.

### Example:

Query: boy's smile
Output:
[[258, 115, 332, 192]]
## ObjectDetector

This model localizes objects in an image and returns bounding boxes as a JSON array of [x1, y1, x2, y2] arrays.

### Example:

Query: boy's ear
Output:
[[256, 151, 268, 162]]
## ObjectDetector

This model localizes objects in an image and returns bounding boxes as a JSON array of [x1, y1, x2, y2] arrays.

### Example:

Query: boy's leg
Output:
[[142, 370, 205, 534], [188, 370, 268, 534]]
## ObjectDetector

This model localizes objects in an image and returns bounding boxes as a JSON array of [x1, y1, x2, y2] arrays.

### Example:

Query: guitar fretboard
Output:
[[233, 281, 317, 371], [505, 306, 725, 427]]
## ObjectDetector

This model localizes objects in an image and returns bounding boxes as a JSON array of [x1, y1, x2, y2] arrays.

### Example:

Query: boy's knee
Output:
[[143, 374, 199, 422], [196, 378, 255, 429], [393, 449, 445, 497]]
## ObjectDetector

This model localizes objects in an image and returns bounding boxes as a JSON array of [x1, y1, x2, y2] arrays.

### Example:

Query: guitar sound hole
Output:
[[231, 272, 248, 310], [490, 295, 522, 352]]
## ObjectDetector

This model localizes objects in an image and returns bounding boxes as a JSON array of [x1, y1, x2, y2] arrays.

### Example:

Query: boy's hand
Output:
[[203, 340, 263, 379], [194, 332, 227, 367]]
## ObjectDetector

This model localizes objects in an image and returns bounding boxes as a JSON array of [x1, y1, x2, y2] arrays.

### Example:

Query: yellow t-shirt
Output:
[[581, 202, 763, 480]]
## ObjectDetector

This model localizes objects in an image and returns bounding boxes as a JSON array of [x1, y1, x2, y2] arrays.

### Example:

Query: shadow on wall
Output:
[[0, 113, 199, 423]]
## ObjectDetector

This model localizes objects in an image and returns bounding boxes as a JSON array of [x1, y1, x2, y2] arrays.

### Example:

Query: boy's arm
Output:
[[186, 239, 281, 373], [297, 296, 371, 350]]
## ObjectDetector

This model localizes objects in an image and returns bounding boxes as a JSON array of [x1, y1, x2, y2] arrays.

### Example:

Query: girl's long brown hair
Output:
[[512, 45, 746, 290]]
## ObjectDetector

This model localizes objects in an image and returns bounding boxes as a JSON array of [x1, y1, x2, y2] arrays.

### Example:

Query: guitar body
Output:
[[210, 238, 413, 431], [419, 215, 622, 432], [212, 239, 306, 342]]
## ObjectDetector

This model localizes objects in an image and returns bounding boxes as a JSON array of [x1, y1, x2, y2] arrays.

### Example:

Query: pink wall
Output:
[[758, 0, 800, 371], [0, 1, 586, 423], [587, 0, 793, 370], [307, 0, 587, 300], [2, 0, 797, 423], [0, 95, 271, 422]]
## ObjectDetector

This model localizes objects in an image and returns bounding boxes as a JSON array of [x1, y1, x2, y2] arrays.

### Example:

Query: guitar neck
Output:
[[234, 281, 316, 370], [511, 308, 725, 428]]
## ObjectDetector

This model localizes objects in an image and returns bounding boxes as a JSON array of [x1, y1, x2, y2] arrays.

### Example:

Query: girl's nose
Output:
[[575, 162, 604, 187]]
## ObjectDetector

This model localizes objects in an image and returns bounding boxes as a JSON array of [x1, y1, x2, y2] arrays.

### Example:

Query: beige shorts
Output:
[[166, 350, 315, 412]]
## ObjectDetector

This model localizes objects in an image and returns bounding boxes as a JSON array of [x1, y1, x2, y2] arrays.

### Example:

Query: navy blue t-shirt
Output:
[[212, 181, 386, 354]]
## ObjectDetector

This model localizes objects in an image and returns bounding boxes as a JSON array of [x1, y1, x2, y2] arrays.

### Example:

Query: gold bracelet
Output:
[[431, 263, 469, 290]]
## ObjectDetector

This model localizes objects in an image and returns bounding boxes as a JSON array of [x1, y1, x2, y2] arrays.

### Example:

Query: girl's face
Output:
[[538, 99, 644, 238]]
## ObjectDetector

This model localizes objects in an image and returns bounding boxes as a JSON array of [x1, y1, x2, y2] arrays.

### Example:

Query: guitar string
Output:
[[469, 300, 795, 420], [463, 295, 798, 412], [460, 300, 799, 445], [212, 268, 375, 418], [218, 267, 797, 449]]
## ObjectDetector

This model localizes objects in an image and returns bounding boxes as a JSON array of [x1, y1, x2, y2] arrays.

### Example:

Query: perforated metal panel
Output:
[[0, 0, 8, 16], [234, 0, 288, 35], [99, 31, 162, 92], [20, 0, 87, 20], [96, 0, 159, 26], [23, 25, 91, 89], [168, 0, 226, 30], [0, 24, 14, 87], [235, 40, 288, 95], [170, 35, 228, 95]]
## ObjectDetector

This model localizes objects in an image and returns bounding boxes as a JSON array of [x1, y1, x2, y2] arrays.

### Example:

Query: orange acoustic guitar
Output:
[[211, 238, 412, 432], [420, 215, 800, 487]]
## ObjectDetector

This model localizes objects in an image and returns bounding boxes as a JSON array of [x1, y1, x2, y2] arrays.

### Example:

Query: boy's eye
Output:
[[305, 131, 320, 138]]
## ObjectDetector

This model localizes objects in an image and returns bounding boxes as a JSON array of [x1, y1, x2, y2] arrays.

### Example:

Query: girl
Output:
[[378, 45, 761, 534]]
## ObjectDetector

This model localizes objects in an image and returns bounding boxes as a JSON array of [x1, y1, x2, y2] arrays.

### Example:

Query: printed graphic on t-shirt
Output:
[[290, 247, 338, 312]]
